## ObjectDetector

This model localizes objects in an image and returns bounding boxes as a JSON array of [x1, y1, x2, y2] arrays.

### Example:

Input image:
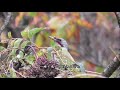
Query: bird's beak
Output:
[[49, 36, 56, 41]]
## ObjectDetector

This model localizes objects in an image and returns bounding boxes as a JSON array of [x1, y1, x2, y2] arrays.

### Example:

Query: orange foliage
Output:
[[77, 19, 93, 29], [15, 12, 24, 27]]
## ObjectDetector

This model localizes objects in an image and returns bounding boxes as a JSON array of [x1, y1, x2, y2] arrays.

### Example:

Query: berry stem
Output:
[[28, 45, 38, 60]]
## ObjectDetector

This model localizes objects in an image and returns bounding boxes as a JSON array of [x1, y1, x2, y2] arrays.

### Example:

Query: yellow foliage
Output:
[[35, 34, 43, 47]]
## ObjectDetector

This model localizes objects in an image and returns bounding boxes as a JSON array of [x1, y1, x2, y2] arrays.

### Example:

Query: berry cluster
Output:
[[27, 56, 60, 78]]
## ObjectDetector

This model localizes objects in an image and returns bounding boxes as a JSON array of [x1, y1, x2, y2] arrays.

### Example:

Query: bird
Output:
[[49, 36, 86, 72], [49, 36, 77, 66], [49, 36, 69, 50]]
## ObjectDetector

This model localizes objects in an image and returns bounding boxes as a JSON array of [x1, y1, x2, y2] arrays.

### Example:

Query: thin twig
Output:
[[114, 12, 120, 28], [109, 47, 120, 61], [68, 73, 106, 78], [28, 45, 38, 60], [85, 70, 102, 75], [114, 12, 120, 49]]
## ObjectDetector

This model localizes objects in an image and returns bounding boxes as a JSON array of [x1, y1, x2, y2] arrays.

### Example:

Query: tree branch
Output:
[[102, 54, 120, 77], [114, 12, 120, 28], [0, 12, 12, 35]]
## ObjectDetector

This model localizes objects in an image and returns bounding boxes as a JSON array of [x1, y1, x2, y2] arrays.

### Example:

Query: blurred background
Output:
[[0, 12, 119, 72]]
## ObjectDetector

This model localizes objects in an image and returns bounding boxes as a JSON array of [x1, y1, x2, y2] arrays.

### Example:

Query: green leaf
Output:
[[10, 39, 23, 56], [50, 40, 55, 47], [28, 12, 37, 17], [14, 38, 23, 48], [8, 32, 12, 38], [9, 68, 17, 78], [25, 55, 35, 65], [0, 74, 11, 78], [21, 27, 45, 39], [28, 28, 45, 39], [0, 46, 5, 51], [7, 39, 17, 48], [95, 66, 104, 73], [20, 40, 31, 48], [17, 51, 24, 59], [21, 26, 30, 39]]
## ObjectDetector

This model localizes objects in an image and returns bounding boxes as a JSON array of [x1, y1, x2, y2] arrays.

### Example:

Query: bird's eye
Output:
[[58, 39, 61, 42]]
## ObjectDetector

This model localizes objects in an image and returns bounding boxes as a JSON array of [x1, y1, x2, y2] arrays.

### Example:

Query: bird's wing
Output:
[[61, 48, 76, 65]]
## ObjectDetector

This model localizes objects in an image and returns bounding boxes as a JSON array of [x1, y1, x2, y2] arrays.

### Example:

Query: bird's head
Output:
[[49, 36, 68, 50]]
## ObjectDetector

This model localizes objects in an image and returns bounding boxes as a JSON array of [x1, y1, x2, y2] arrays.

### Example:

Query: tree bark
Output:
[[102, 54, 120, 77]]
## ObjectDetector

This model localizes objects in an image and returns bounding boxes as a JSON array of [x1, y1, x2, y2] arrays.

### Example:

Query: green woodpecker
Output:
[[49, 36, 76, 65], [49, 36, 85, 72]]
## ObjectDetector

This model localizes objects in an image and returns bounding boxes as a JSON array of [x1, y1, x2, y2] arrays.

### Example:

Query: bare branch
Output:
[[102, 54, 120, 77], [114, 12, 120, 28], [0, 12, 12, 35]]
